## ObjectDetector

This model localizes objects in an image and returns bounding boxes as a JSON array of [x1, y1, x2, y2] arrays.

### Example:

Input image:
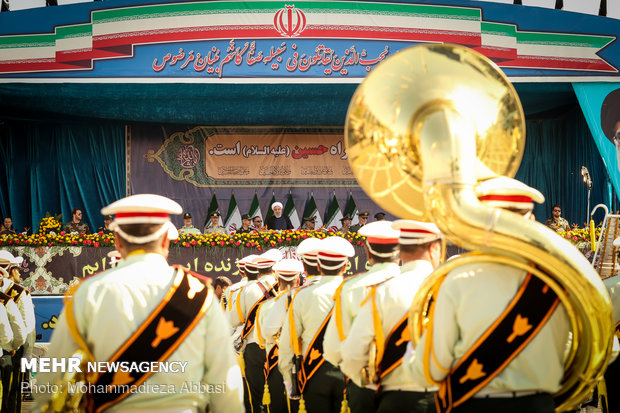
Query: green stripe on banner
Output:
[[481, 22, 516, 37], [92, 1, 480, 24], [0, 34, 55, 48], [517, 31, 613, 48], [56, 24, 92, 40]]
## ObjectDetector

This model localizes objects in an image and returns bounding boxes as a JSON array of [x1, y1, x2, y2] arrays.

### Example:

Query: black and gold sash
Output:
[[241, 282, 277, 340], [0, 291, 11, 306], [377, 314, 409, 380], [297, 309, 333, 393], [264, 344, 279, 379], [6, 283, 25, 303], [435, 273, 559, 413], [89, 266, 213, 413]]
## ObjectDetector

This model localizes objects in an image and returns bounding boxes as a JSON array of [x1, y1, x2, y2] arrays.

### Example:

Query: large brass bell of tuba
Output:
[[345, 43, 614, 411]]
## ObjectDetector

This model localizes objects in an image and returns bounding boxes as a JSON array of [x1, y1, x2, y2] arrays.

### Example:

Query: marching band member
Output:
[[323, 221, 400, 413], [279, 236, 354, 413], [404, 177, 570, 413], [341, 220, 443, 413], [33, 194, 244, 413], [256, 258, 303, 413], [231, 249, 282, 413]]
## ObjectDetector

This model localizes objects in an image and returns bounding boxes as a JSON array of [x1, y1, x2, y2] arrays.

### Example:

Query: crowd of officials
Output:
[[17, 173, 617, 413]]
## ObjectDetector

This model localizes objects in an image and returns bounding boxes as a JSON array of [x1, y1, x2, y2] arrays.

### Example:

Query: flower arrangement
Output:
[[37, 213, 62, 234], [559, 225, 602, 245], [0, 228, 366, 249]]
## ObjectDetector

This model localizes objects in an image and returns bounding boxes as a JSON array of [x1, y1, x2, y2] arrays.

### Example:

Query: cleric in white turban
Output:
[[266, 201, 293, 230]]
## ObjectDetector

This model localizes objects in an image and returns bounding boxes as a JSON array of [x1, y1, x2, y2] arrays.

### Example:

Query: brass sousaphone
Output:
[[344, 43, 613, 411]]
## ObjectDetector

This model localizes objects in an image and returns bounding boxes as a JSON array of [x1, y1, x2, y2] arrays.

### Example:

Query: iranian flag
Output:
[[284, 192, 300, 230], [264, 193, 277, 223], [324, 194, 343, 232], [203, 192, 222, 229], [225, 192, 242, 233], [344, 193, 359, 226], [248, 192, 263, 223], [302, 194, 323, 228]]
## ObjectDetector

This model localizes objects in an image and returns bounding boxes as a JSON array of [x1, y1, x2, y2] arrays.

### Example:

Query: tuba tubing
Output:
[[412, 63, 614, 413], [345, 43, 614, 412]]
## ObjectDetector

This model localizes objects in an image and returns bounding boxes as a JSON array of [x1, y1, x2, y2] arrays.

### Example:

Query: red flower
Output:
[[211, 242, 216, 246], [257, 246, 262, 251], [235, 241, 241, 246], [191, 240, 197, 246], [219, 241, 225, 246], [94, 242, 100, 248], [60, 231, 66, 236]]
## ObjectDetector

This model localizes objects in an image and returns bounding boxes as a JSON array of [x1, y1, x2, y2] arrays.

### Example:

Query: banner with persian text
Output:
[[130, 124, 382, 228], [1, 0, 620, 82], [140, 126, 355, 187]]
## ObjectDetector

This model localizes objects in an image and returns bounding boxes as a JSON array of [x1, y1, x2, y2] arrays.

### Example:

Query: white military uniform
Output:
[[404, 261, 570, 395], [0, 277, 35, 357], [341, 259, 435, 390], [0, 304, 13, 350], [323, 262, 399, 368], [34, 193, 244, 413], [33, 253, 244, 412], [278, 275, 342, 385]]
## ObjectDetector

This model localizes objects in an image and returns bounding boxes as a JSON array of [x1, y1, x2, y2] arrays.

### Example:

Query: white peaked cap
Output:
[[475, 176, 544, 211], [358, 221, 400, 243], [237, 254, 259, 269], [102, 194, 182, 243], [391, 220, 442, 245], [252, 248, 283, 269], [274, 259, 304, 281], [296, 237, 322, 265], [317, 236, 355, 270], [0, 251, 23, 267], [359, 221, 400, 257]]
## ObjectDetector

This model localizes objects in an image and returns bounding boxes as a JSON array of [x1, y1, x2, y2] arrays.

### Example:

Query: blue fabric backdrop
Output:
[[0, 121, 125, 233], [0, 83, 616, 231]]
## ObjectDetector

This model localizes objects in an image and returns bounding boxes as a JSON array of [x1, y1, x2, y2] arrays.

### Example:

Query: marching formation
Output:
[[222, 176, 577, 413], [26, 175, 620, 413]]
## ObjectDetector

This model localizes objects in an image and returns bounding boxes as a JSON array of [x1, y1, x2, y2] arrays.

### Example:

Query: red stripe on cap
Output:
[[479, 195, 532, 203], [366, 237, 399, 244], [400, 228, 435, 234], [318, 252, 347, 259], [115, 212, 170, 218]]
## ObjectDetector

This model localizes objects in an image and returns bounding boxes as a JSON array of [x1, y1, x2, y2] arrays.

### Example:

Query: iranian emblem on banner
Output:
[[274, 5, 307, 37]]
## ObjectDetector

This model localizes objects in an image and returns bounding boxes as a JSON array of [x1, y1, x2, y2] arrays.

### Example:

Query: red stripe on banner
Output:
[[91, 25, 482, 50], [501, 56, 617, 72], [56, 50, 94, 64], [473, 45, 517, 61], [0, 60, 89, 73]]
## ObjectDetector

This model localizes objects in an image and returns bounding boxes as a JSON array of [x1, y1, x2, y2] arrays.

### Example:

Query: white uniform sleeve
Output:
[[5, 299, 26, 350], [202, 298, 244, 413], [340, 297, 374, 386], [0, 305, 13, 349]]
